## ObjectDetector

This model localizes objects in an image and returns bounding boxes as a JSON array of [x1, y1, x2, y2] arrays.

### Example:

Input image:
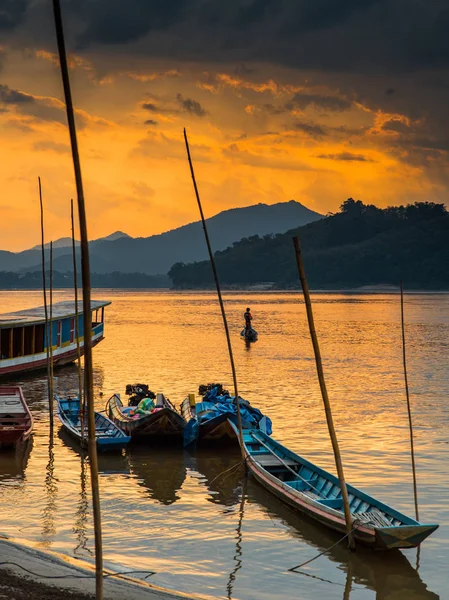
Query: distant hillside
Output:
[[29, 230, 130, 251], [0, 201, 322, 275], [0, 270, 169, 289], [168, 199, 449, 290]]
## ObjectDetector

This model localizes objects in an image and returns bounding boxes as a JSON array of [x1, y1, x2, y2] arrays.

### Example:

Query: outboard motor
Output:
[[125, 383, 156, 407]]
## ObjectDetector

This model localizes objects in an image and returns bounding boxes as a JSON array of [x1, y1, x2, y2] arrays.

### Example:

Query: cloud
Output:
[[294, 121, 328, 138], [0, 83, 34, 105], [317, 152, 374, 162], [144, 119, 158, 125], [176, 93, 207, 117], [33, 140, 70, 153], [142, 102, 159, 112], [0, 0, 27, 32], [286, 92, 352, 113]]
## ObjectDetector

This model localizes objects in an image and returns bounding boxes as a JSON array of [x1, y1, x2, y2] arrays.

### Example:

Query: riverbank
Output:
[[0, 537, 199, 600]]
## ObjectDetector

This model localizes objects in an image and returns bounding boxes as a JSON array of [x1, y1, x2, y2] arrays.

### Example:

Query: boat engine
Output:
[[125, 383, 156, 407]]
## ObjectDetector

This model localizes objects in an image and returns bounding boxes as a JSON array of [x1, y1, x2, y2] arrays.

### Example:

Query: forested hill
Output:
[[168, 200, 449, 290]]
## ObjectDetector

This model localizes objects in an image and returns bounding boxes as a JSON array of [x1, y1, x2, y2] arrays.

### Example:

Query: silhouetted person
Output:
[[244, 307, 252, 333]]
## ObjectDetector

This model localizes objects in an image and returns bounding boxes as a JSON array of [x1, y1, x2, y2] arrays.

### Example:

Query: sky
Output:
[[1, 0, 449, 251]]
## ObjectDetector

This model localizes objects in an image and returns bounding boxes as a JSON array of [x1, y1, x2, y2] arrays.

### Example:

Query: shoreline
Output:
[[0, 534, 207, 600]]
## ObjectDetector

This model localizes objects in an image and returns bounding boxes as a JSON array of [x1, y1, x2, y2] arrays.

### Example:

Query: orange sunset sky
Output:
[[1, 1, 448, 251]]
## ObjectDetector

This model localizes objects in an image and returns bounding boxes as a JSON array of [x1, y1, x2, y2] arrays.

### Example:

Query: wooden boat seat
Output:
[[257, 455, 298, 468]]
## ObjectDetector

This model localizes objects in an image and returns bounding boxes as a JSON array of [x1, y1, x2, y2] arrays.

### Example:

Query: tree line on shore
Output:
[[168, 199, 449, 290]]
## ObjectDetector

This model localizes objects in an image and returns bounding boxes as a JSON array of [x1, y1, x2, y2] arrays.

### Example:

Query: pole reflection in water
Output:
[[73, 454, 93, 557], [226, 477, 247, 600], [249, 481, 439, 600], [343, 561, 352, 600], [39, 433, 57, 548]]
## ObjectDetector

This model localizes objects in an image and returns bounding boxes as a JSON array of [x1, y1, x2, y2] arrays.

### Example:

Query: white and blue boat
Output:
[[56, 396, 130, 452], [233, 424, 438, 550]]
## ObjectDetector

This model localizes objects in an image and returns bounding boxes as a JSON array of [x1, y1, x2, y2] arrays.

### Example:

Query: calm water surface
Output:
[[0, 290, 448, 599]]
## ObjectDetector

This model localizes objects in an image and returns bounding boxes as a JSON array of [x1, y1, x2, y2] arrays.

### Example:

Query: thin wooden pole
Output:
[[71, 199, 84, 431], [293, 236, 354, 549], [52, 2, 103, 597], [183, 128, 244, 454], [39, 177, 53, 431], [49, 241, 54, 402], [400, 282, 419, 522]]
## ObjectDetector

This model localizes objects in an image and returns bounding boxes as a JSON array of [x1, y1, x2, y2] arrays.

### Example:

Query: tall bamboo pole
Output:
[[52, 2, 103, 597], [38, 177, 53, 432], [293, 236, 354, 549], [71, 200, 84, 432], [48, 242, 55, 411], [400, 282, 419, 522], [183, 128, 244, 453]]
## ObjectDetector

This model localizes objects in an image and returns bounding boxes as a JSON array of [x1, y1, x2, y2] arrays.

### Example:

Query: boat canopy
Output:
[[0, 300, 110, 327]]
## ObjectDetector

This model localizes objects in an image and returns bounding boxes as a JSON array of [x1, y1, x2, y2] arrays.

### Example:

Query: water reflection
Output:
[[39, 434, 57, 549], [249, 481, 440, 600], [128, 447, 186, 505], [0, 437, 33, 484], [195, 447, 244, 507], [73, 455, 92, 557], [226, 479, 247, 600]]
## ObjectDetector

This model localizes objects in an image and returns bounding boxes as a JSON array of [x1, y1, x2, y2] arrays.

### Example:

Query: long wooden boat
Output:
[[56, 396, 130, 452], [0, 386, 33, 448], [107, 393, 185, 443], [0, 300, 110, 378], [233, 424, 438, 550]]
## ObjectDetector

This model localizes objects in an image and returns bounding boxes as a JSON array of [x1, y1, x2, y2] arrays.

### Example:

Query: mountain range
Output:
[[168, 199, 449, 290], [0, 201, 322, 275]]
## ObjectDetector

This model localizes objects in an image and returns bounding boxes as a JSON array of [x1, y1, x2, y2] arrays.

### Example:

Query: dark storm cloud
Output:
[[176, 93, 207, 117], [382, 119, 410, 134], [318, 152, 374, 162], [5, 0, 449, 76], [0, 83, 34, 105], [0, 0, 28, 32]]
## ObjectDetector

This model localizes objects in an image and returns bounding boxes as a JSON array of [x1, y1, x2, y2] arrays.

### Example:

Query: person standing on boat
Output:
[[244, 307, 252, 333]]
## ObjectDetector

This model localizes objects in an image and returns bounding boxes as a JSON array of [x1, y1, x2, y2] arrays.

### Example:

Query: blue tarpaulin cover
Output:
[[183, 386, 272, 446]]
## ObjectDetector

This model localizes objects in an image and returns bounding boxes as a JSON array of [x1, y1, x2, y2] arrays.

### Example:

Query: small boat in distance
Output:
[[56, 396, 130, 452], [240, 327, 258, 342], [232, 423, 438, 550], [0, 386, 33, 448], [0, 300, 110, 378], [107, 389, 186, 444]]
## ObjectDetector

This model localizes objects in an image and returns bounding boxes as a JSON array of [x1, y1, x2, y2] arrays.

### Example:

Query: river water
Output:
[[0, 290, 447, 599]]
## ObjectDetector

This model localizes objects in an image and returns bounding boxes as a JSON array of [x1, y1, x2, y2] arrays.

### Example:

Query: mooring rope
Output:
[[0, 562, 155, 581], [289, 521, 360, 572]]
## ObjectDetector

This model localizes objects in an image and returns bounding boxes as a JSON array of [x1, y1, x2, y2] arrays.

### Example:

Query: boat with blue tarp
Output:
[[56, 396, 130, 452], [231, 423, 438, 549], [181, 384, 272, 447]]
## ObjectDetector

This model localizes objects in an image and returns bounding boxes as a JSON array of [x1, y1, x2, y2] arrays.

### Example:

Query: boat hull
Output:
[[0, 386, 33, 449], [57, 397, 130, 452], [234, 425, 438, 550], [109, 404, 185, 444], [0, 333, 103, 378]]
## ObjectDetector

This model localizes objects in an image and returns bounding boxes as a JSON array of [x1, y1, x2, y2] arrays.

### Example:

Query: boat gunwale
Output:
[[0, 385, 33, 445]]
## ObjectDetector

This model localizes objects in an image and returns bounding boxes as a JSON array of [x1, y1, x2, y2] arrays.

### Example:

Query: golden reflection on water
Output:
[[0, 290, 448, 599]]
